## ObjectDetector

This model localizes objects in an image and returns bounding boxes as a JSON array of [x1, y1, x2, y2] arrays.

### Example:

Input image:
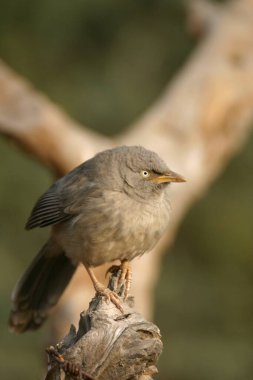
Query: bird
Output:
[[9, 145, 185, 333]]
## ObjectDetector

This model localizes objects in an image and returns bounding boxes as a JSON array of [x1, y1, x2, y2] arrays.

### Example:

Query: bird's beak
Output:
[[150, 170, 186, 184]]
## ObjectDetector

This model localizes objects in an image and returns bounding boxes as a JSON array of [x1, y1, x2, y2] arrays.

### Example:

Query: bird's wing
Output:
[[25, 165, 98, 230], [25, 188, 71, 229]]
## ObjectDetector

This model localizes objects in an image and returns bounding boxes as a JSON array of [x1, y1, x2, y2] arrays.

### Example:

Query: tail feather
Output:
[[9, 241, 77, 333]]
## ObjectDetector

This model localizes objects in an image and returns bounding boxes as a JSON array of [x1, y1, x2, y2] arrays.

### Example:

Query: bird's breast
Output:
[[55, 190, 171, 266]]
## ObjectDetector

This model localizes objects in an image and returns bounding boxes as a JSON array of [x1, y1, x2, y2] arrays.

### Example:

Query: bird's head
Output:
[[91, 146, 186, 200]]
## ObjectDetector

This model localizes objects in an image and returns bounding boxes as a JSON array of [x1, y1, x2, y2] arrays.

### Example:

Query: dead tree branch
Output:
[[45, 270, 162, 380]]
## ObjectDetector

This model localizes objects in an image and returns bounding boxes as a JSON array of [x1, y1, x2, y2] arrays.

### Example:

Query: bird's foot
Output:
[[107, 260, 132, 300], [94, 282, 124, 313], [119, 260, 132, 300]]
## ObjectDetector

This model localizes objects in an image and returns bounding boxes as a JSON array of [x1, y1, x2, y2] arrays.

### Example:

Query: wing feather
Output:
[[25, 162, 99, 230], [25, 190, 71, 230]]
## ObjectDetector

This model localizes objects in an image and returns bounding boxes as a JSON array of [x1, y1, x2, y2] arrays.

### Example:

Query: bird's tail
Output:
[[9, 240, 77, 333]]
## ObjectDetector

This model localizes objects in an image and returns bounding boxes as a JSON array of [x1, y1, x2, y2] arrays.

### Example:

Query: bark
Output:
[[45, 270, 162, 380], [1, 0, 253, 337]]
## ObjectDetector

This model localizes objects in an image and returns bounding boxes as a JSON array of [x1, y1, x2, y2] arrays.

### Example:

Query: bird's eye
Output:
[[141, 170, 150, 178]]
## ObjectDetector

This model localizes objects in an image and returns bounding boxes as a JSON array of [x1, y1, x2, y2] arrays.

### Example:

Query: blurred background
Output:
[[0, 0, 253, 379]]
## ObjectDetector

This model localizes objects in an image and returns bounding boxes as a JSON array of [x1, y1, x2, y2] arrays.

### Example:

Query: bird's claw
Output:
[[95, 283, 124, 313], [118, 260, 132, 300], [106, 260, 132, 300]]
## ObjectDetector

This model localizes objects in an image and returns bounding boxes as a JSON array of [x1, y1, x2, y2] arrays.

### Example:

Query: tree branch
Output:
[[0, 60, 112, 175], [45, 270, 162, 380]]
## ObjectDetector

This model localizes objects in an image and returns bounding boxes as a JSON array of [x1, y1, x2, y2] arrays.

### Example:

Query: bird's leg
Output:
[[118, 259, 132, 300], [84, 264, 123, 312], [107, 259, 132, 300]]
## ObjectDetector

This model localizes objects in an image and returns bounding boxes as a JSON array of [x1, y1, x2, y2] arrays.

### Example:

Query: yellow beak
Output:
[[150, 170, 186, 184]]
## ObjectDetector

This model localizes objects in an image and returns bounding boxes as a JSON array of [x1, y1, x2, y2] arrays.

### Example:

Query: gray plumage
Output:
[[9, 145, 185, 332]]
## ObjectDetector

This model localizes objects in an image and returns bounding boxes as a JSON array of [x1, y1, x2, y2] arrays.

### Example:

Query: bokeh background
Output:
[[0, 1, 253, 379]]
